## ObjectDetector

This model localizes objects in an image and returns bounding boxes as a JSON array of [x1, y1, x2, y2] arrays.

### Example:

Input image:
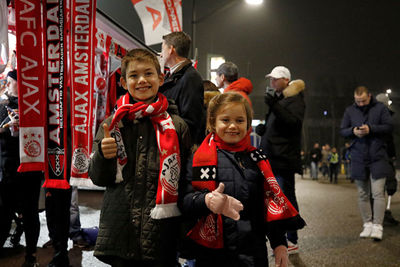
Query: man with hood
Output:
[[256, 66, 305, 254], [340, 86, 393, 240], [215, 62, 253, 107]]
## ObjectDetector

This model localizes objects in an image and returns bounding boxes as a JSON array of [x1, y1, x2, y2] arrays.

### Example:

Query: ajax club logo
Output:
[[23, 132, 42, 158], [72, 147, 89, 175]]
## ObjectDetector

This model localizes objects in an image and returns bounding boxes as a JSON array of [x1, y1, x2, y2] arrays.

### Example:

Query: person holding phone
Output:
[[340, 86, 393, 241]]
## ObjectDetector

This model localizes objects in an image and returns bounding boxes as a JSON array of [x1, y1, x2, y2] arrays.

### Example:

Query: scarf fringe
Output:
[[70, 177, 96, 188], [115, 163, 124, 183], [43, 179, 70, 189], [150, 203, 181, 219]]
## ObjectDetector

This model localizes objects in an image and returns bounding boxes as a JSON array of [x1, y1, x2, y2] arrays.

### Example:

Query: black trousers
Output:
[[0, 171, 42, 256], [45, 187, 72, 254]]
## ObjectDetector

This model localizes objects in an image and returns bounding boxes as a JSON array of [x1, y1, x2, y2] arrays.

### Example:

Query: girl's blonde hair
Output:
[[206, 92, 253, 133]]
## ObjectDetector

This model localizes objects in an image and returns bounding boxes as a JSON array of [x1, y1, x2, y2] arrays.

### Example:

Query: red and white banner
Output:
[[69, 0, 96, 186], [131, 0, 182, 45], [15, 0, 46, 173], [43, 0, 70, 189], [0, 0, 8, 74]]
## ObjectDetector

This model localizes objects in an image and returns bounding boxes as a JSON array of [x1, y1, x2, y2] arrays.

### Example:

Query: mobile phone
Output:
[[265, 86, 275, 96]]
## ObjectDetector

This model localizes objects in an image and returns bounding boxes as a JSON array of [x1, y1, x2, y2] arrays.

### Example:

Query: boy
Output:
[[89, 49, 190, 266]]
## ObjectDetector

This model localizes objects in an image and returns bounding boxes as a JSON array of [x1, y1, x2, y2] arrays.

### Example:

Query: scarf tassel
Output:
[[150, 203, 181, 219]]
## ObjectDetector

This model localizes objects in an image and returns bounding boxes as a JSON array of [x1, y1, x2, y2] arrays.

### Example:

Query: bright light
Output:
[[388, 100, 392, 106], [245, 0, 263, 5], [386, 89, 392, 94], [323, 110, 328, 116], [210, 57, 225, 70]]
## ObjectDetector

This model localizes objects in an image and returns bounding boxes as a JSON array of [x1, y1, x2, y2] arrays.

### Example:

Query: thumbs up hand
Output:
[[205, 183, 243, 221], [101, 123, 117, 159]]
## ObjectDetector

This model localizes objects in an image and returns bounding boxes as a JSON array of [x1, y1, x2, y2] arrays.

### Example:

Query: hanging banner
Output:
[[15, 0, 46, 173], [69, 0, 96, 186], [43, 0, 70, 189], [131, 0, 182, 45], [0, 0, 8, 74]]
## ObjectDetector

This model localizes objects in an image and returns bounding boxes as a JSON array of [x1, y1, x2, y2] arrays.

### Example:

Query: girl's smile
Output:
[[215, 102, 248, 144]]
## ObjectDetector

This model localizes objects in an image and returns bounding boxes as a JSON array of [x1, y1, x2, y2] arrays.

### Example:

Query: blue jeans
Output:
[[310, 161, 318, 179], [274, 170, 299, 244], [69, 186, 82, 241]]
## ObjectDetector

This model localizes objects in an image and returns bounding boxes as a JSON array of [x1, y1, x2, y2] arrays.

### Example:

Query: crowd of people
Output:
[[0, 30, 397, 267]]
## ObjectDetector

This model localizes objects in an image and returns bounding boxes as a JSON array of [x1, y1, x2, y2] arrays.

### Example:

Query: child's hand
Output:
[[101, 123, 117, 159], [205, 183, 243, 220], [223, 195, 243, 221]]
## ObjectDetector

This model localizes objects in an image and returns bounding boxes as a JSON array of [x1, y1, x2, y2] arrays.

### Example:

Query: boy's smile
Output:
[[121, 60, 164, 104], [215, 103, 248, 144]]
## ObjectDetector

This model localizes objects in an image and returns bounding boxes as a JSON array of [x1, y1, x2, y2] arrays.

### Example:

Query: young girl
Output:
[[178, 92, 305, 267], [89, 49, 190, 266]]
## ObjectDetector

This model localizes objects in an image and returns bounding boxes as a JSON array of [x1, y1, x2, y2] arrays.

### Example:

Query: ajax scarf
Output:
[[109, 92, 181, 219], [188, 132, 306, 249]]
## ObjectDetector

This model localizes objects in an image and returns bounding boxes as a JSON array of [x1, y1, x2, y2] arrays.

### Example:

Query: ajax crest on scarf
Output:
[[108, 93, 181, 219]]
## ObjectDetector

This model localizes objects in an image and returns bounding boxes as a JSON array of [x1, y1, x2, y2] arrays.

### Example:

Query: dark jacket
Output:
[[178, 149, 286, 267], [0, 94, 19, 183], [309, 147, 322, 163], [340, 97, 393, 180], [159, 60, 204, 143], [89, 100, 191, 265], [259, 86, 305, 173]]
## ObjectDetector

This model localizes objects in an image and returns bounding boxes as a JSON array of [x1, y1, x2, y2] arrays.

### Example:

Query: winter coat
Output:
[[159, 59, 204, 143], [0, 93, 19, 183], [178, 149, 287, 267], [223, 77, 253, 107], [89, 100, 191, 265], [340, 97, 393, 180], [259, 81, 305, 173], [309, 147, 322, 163]]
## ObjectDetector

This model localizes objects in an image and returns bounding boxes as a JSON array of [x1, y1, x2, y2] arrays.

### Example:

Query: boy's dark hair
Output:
[[216, 62, 238, 83], [162, 32, 191, 58], [121, 49, 161, 79], [207, 92, 252, 133]]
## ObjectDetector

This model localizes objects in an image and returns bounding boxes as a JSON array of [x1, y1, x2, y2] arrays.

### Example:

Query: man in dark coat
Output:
[[256, 66, 305, 253], [340, 86, 393, 241], [309, 142, 322, 180], [159, 31, 204, 144]]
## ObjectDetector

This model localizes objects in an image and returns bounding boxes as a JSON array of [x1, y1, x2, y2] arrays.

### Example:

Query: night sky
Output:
[[98, 0, 400, 152]]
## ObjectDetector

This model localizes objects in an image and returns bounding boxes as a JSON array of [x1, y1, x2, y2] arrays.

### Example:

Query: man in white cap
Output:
[[256, 66, 305, 254]]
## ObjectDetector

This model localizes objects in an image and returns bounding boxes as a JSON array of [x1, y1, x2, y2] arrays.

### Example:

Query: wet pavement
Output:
[[0, 173, 399, 267]]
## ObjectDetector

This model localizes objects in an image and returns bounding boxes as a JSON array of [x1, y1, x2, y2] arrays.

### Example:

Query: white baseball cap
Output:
[[265, 66, 291, 80]]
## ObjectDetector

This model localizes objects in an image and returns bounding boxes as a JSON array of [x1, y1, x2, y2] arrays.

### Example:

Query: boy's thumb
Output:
[[215, 183, 225, 193], [103, 123, 111, 138]]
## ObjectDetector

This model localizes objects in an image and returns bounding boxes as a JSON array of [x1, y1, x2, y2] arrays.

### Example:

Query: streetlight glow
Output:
[[245, 0, 263, 5], [388, 100, 392, 106], [386, 89, 392, 94]]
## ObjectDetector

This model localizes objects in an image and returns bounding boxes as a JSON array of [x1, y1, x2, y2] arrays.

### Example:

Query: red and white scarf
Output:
[[15, 0, 46, 173], [109, 92, 181, 219], [187, 132, 305, 249], [69, 0, 96, 186]]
